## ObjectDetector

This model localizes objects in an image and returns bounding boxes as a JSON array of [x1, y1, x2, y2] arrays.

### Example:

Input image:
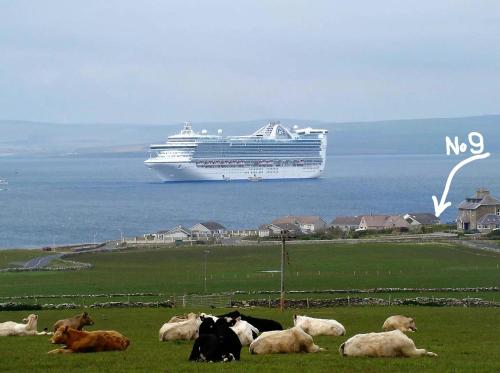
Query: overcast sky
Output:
[[1, 1, 499, 124]]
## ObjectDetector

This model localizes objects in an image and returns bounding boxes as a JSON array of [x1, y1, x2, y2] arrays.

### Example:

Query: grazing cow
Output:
[[159, 313, 202, 341], [167, 312, 198, 324], [339, 330, 437, 358], [189, 317, 242, 362], [0, 314, 50, 336], [48, 326, 130, 354], [218, 310, 283, 332], [230, 317, 259, 346], [383, 315, 417, 332], [53, 312, 94, 332], [249, 327, 324, 355], [293, 314, 345, 337]]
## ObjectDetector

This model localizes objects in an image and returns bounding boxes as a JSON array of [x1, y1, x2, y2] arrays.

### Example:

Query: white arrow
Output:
[[432, 152, 491, 217]]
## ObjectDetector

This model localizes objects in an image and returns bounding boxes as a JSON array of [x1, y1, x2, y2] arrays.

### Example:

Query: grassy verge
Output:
[[1, 242, 499, 298]]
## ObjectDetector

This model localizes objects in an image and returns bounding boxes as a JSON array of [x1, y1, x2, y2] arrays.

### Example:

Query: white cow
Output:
[[230, 318, 259, 346], [383, 315, 417, 332], [340, 330, 437, 358], [0, 314, 51, 336], [159, 313, 202, 341], [200, 313, 218, 322], [250, 326, 324, 354], [293, 314, 345, 337]]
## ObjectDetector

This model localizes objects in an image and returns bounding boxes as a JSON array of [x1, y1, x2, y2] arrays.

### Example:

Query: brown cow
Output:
[[48, 326, 130, 354], [53, 312, 94, 332]]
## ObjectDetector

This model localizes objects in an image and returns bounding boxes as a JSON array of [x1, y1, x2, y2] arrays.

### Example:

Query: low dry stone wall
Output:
[[233, 287, 498, 295], [231, 297, 500, 308]]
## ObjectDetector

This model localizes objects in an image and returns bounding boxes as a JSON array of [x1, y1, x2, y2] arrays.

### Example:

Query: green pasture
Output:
[[0, 242, 499, 299], [0, 307, 499, 372], [0, 249, 52, 269]]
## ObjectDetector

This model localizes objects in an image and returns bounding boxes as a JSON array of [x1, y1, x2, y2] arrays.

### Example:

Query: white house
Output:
[[155, 226, 192, 242], [190, 221, 227, 239], [271, 216, 327, 234]]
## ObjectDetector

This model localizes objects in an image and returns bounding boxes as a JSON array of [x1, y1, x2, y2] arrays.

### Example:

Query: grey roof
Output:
[[330, 216, 362, 226], [405, 213, 440, 225], [361, 215, 390, 228], [477, 214, 500, 225], [458, 194, 500, 210], [198, 221, 226, 231], [272, 215, 326, 225], [159, 226, 191, 235]]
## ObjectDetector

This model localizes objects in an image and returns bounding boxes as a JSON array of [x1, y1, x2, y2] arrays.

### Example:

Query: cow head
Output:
[[51, 326, 70, 344], [407, 318, 417, 332], [22, 314, 38, 329], [81, 312, 94, 326], [199, 317, 216, 334]]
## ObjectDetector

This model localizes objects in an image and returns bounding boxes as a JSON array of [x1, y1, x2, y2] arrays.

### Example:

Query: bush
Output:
[[486, 229, 500, 240]]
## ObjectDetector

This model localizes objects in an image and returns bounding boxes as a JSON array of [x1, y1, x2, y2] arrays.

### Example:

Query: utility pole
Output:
[[280, 229, 289, 311], [204, 249, 210, 293]]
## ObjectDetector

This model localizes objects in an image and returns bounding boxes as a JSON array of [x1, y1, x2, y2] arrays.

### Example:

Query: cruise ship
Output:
[[144, 121, 328, 182]]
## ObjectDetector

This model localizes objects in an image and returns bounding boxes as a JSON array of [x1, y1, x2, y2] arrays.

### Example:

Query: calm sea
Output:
[[0, 153, 498, 248]]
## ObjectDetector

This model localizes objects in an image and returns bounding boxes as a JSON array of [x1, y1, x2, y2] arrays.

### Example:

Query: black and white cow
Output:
[[189, 317, 242, 362], [218, 310, 283, 333]]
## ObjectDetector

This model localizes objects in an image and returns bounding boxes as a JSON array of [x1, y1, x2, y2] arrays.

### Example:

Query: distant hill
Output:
[[1, 115, 499, 156]]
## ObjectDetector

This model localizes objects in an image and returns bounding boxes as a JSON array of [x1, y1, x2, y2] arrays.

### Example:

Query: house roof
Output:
[[404, 213, 440, 225], [458, 192, 500, 210], [383, 215, 410, 229], [158, 226, 191, 235], [478, 214, 500, 225], [196, 221, 226, 231], [259, 223, 301, 232], [272, 215, 326, 225], [330, 216, 362, 226], [361, 215, 389, 228]]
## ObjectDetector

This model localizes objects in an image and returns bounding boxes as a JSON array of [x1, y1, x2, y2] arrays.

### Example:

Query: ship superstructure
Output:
[[144, 121, 328, 181]]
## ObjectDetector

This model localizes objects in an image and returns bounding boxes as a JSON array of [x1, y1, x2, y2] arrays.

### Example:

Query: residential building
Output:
[[155, 226, 192, 242], [403, 213, 441, 226], [271, 216, 327, 233], [457, 188, 500, 231], [190, 222, 227, 239], [383, 215, 411, 231], [358, 215, 390, 230], [258, 223, 301, 238], [330, 216, 362, 231]]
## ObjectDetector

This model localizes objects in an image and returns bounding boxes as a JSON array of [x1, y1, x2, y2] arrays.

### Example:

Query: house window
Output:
[[497, 208, 500, 216]]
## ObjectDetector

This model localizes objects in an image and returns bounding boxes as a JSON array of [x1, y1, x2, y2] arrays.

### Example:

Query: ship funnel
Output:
[[217, 129, 223, 135], [201, 129, 208, 134]]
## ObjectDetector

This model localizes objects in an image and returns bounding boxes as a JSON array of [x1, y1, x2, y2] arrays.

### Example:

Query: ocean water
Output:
[[0, 153, 499, 248]]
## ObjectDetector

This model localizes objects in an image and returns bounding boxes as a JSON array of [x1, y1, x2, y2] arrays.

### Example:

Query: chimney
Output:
[[476, 188, 490, 199]]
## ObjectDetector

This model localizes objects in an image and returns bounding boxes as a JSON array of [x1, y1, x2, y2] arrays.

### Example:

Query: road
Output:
[[23, 253, 63, 269]]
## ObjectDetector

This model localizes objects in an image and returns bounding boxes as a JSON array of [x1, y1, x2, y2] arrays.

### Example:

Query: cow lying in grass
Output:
[[48, 326, 130, 354], [0, 314, 51, 336], [249, 326, 324, 355], [53, 312, 94, 332], [382, 315, 417, 332], [293, 315, 346, 337], [167, 312, 198, 324], [339, 330, 437, 358], [230, 317, 259, 346], [159, 313, 202, 341], [189, 317, 242, 362], [218, 310, 283, 332]]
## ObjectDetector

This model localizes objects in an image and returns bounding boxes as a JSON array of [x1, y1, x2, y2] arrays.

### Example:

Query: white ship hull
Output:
[[145, 161, 324, 182]]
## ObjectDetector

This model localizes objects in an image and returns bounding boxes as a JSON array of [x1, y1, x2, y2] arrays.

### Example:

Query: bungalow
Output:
[[383, 215, 411, 231], [457, 188, 500, 231], [155, 226, 192, 242], [271, 216, 327, 234], [358, 215, 390, 230], [403, 212, 441, 226], [190, 221, 227, 239], [329, 216, 362, 231], [258, 223, 301, 238]]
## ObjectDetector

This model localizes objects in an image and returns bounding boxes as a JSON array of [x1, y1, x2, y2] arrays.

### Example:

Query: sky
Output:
[[1, 1, 500, 124]]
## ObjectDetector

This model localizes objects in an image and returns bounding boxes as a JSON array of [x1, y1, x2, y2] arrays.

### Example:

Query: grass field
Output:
[[0, 306, 499, 372], [0, 249, 53, 269], [0, 242, 499, 299]]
